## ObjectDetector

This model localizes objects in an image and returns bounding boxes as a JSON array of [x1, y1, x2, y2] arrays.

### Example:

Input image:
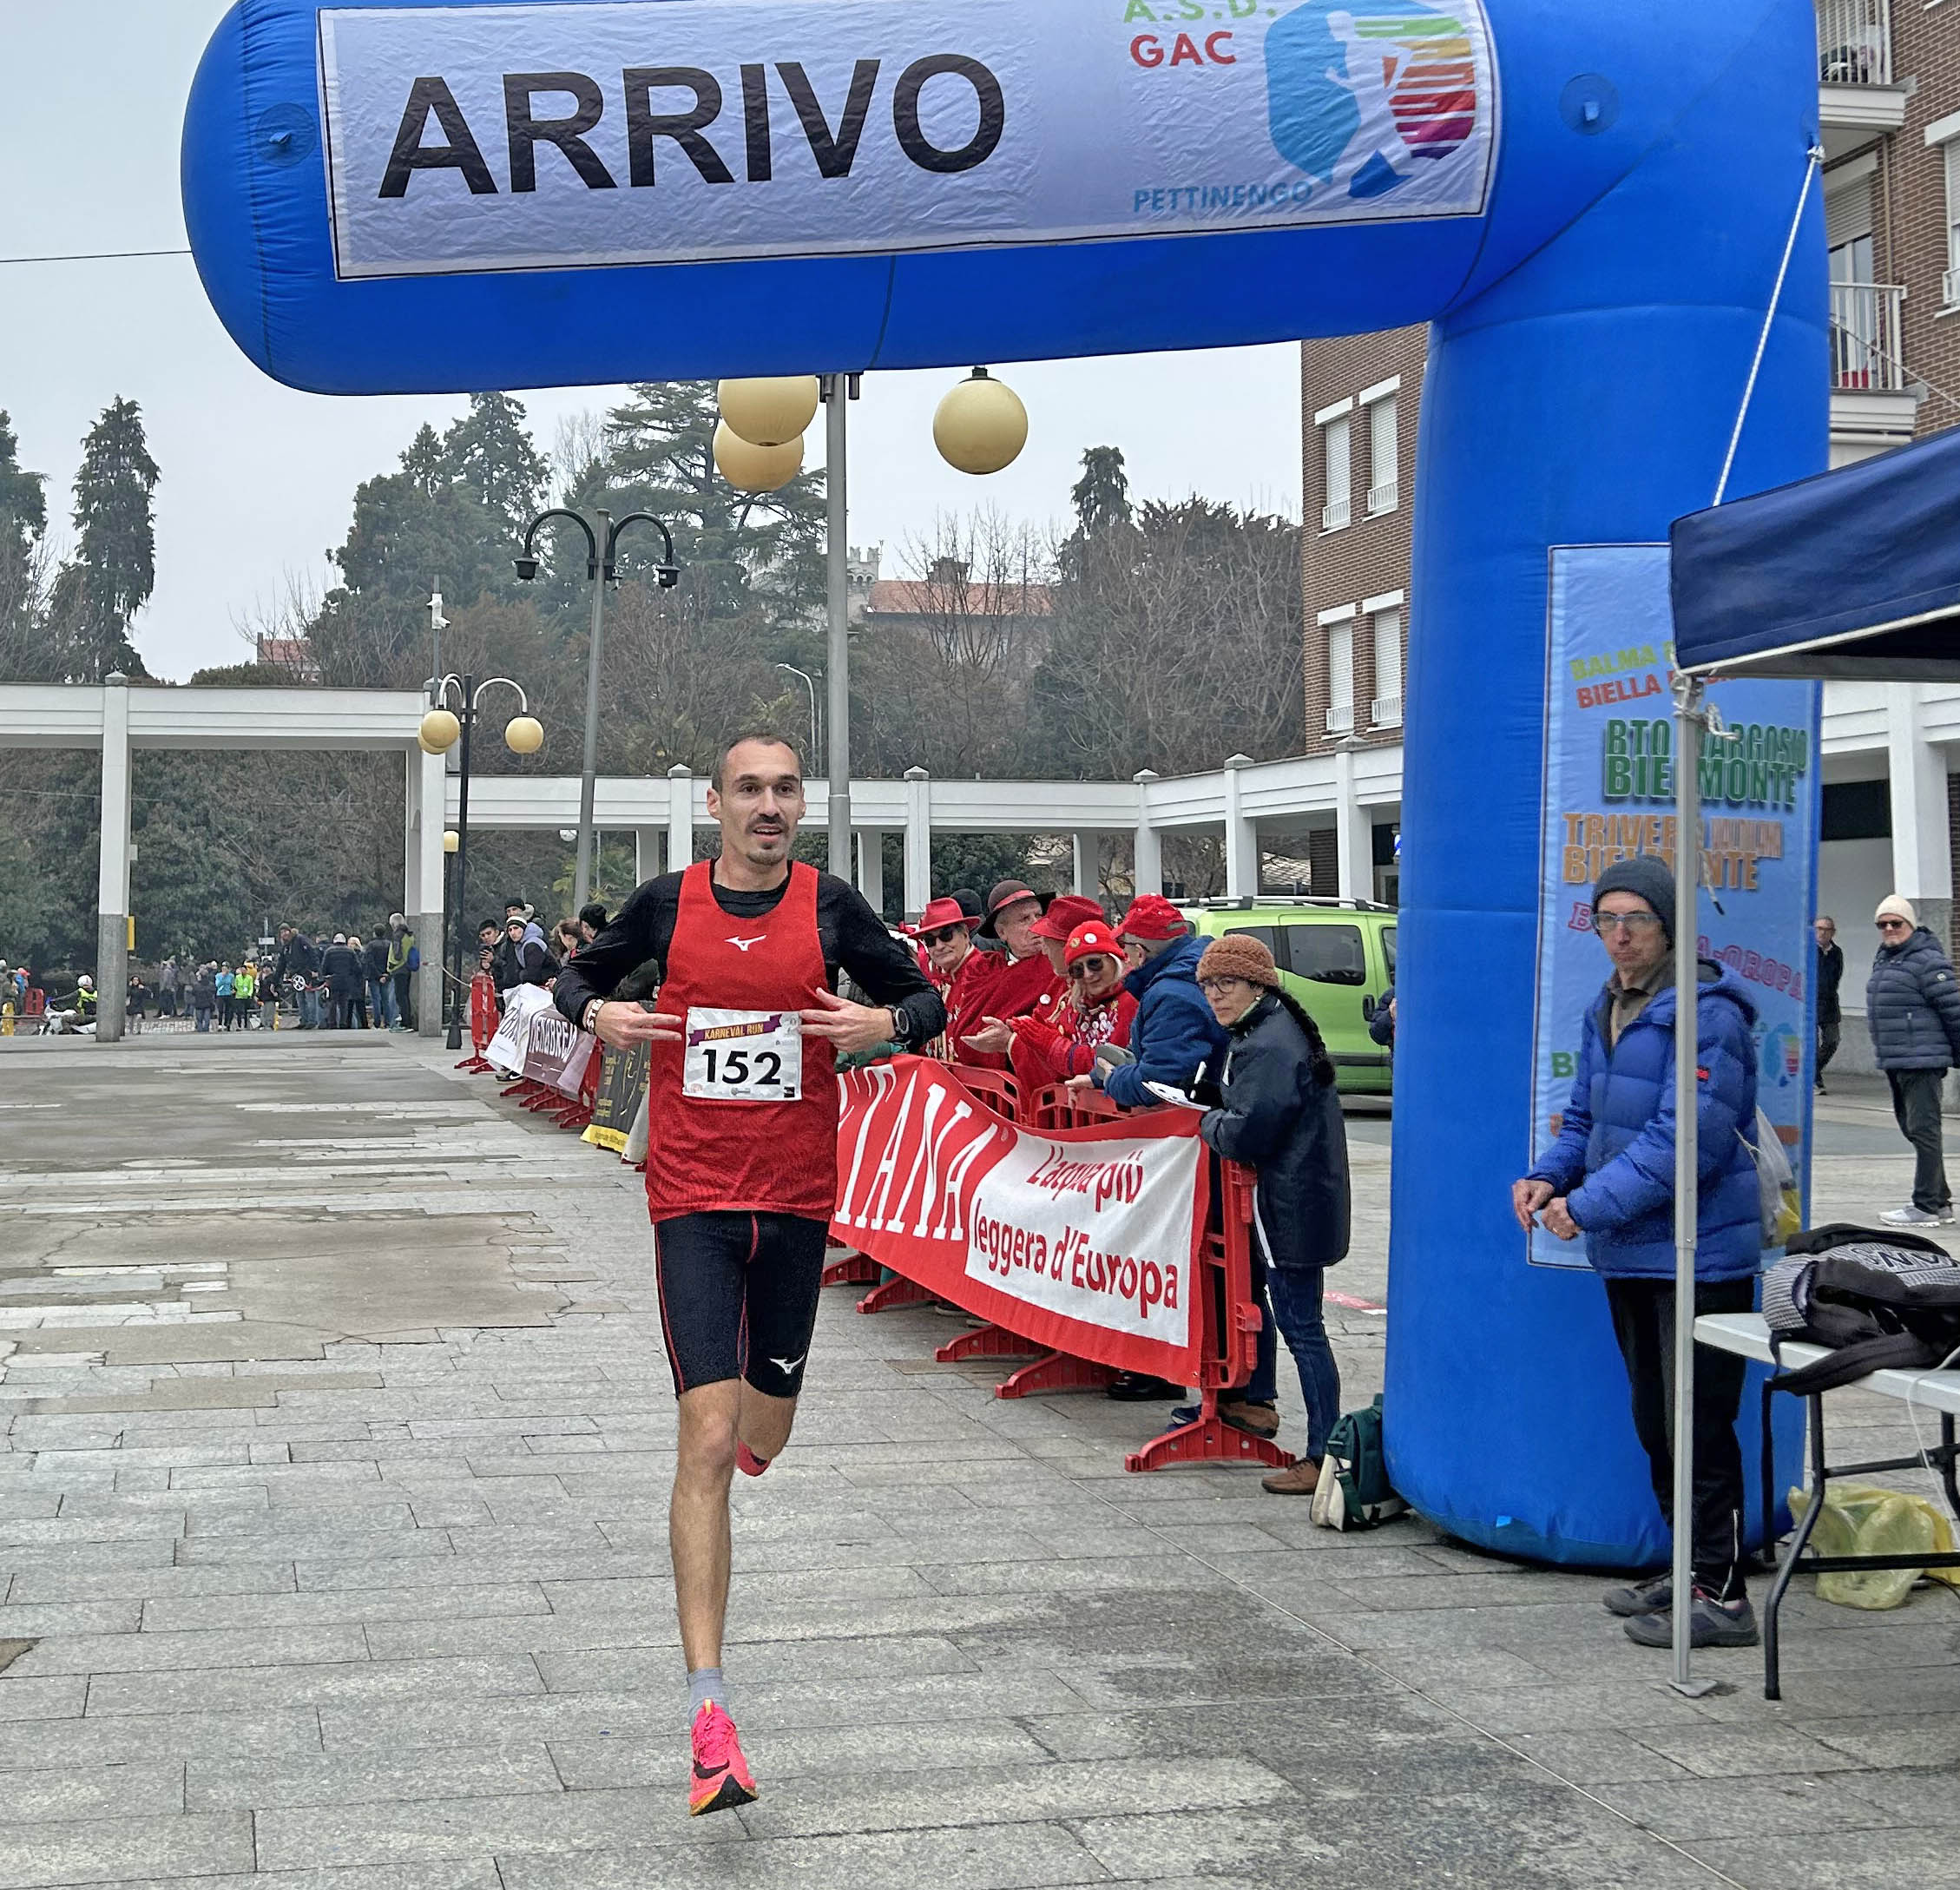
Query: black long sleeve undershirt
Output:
[[553, 866, 945, 1045]]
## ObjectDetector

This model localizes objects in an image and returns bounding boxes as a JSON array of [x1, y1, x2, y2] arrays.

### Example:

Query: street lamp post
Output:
[[820, 376, 861, 878], [421, 675, 544, 1050], [773, 662, 819, 774], [515, 509, 680, 912]]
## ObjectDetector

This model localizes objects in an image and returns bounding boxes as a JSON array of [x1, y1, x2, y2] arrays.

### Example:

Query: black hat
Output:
[[950, 888, 984, 923], [977, 879, 1054, 941], [1593, 856, 1675, 944]]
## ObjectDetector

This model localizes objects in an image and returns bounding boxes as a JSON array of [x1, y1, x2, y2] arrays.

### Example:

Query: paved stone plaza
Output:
[[0, 1033, 1955, 1890]]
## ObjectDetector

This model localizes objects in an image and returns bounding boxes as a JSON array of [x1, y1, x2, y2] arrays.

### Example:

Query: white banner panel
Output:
[[318, 0, 1498, 279]]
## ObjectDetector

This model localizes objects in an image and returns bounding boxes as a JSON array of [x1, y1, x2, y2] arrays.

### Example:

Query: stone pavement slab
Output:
[[0, 1037, 1954, 1889]]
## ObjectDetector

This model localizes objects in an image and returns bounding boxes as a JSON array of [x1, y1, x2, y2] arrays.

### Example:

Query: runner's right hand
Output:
[[593, 1003, 686, 1049]]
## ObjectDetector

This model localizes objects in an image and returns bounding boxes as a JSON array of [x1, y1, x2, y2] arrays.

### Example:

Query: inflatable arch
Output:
[[183, 0, 1826, 1564]]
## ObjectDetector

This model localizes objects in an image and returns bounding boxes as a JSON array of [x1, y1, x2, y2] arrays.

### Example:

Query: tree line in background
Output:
[[0, 388, 1302, 972]]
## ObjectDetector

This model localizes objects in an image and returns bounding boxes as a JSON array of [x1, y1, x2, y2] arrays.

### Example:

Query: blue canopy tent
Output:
[[1664, 426, 1960, 1689], [1674, 427, 1960, 679]]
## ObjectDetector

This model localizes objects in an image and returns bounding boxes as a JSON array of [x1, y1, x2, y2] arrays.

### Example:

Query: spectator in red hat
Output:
[[917, 897, 1001, 1054], [1072, 895, 1228, 1110], [957, 880, 1065, 1069], [961, 893, 1105, 1062], [992, 922, 1138, 1088]]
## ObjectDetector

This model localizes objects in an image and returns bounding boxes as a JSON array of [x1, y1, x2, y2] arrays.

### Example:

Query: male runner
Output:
[[553, 730, 944, 1816]]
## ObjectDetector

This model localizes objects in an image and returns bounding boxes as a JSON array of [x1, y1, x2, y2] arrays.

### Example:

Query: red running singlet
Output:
[[644, 861, 839, 1224]]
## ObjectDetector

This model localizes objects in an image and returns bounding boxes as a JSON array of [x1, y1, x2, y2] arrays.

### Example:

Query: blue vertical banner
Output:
[[1529, 546, 1819, 1270]]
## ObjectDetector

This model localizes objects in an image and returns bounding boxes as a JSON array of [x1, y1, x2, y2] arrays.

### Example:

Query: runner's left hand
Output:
[[799, 985, 897, 1056]]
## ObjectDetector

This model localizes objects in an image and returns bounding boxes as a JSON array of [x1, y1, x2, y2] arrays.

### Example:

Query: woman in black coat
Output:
[[1195, 933, 1351, 1495]]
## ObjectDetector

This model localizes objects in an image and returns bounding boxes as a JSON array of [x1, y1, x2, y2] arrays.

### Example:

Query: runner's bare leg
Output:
[[672, 1382, 800, 1670]]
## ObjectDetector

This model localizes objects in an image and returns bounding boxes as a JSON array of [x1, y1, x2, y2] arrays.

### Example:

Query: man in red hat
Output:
[[1074, 894, 1228, 1110]]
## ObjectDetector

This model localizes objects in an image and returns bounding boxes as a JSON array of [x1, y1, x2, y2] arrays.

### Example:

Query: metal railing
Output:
[[1371, 695, 1404, 728], [1817, 0, 1891, 86], [1325, 702, 1355, 735], [1320, 495, 1352, 532], [1365, 479, 1399, 517], [1829, 281, 1909, 392]]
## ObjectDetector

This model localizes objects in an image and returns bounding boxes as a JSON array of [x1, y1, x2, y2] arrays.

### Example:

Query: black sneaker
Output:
[[1602, 1573, 1672, 1617], [1623, 1590, 1758, 1649]]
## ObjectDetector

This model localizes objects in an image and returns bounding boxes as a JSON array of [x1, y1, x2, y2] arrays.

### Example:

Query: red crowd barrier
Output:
[[825, 1064, 1287, 1474], [456, 971, 499, 1072]]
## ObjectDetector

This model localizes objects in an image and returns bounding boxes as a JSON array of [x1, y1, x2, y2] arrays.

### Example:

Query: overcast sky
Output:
[[0, 3, 1305, 683]]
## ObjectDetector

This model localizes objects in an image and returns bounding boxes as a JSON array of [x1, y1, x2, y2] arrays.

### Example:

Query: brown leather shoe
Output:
[[1220, 1399, 1279, 1439], [1261, 1459, 1321, 1496]]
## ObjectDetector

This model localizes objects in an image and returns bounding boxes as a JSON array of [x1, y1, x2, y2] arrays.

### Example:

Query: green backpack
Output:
[[1310, 1393, 1409, 1532]]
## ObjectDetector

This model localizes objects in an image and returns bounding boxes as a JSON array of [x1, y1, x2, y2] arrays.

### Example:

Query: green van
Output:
[[1179, 897, 1398, 1096]]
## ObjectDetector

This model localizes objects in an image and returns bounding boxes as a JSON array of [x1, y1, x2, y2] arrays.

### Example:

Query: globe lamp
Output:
[[503, 715, 545, 756], [418, 708, 461, 754], [933, 368, 1028, 475], [714, 422, 803, 493], [442, 829, 459, 854], [719, 376, 820, 448]]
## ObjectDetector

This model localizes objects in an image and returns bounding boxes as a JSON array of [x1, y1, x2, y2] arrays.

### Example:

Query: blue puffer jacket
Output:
[[1099, 935, 1228, 1108], [1865, 926, 1960, 1072], [1527, 962, 1761, 1281]]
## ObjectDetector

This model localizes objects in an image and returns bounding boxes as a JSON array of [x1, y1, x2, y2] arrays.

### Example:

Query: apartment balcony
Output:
[[1371, 696, 1404, 730], [1818, 0, 1905, 153], [1320, 495, 1352, 533], [1829, 281, 1920, 460]]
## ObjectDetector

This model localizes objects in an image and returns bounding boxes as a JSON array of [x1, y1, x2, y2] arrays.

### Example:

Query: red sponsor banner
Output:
[[832, 1057, 1210, 1384]]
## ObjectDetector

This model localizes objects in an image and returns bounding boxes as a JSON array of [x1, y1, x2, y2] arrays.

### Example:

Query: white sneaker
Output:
[[1882, 1204, 1942, 1226]]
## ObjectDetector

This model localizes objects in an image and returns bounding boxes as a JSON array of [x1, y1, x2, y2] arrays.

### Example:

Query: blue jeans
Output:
[[1266, 1264, 1342, 1461], [372, 978, 398, 1027], [299, 988, 322, 1027]]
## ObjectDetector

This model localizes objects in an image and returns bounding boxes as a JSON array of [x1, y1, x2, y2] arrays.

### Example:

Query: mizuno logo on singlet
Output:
[[726, 935, 768, 953]]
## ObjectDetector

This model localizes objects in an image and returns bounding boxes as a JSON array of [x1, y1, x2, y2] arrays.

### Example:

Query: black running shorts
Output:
[[652, 1211, 829, 1399]]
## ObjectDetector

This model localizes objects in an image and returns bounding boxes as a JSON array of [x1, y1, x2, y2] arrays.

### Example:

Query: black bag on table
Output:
[[1762, 1222, 1960, 1394]]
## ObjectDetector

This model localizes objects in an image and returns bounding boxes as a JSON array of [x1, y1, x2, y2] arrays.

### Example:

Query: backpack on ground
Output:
[[1310, 1393, 1408, 1531], [1761, 1222, 1960, 1393], [1742, 1105, 1801, 1249]]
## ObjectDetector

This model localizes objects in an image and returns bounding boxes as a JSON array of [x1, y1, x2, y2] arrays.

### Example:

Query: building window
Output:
[[1948, 142, 1960, 308], [1366, 395, 1398, 516], [1322, 608, 1355, 734], [1369, 596, 1404, 728], [1321, 413, 1352, 532]]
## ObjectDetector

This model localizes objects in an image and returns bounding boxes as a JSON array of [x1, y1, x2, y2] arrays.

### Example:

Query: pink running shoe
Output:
[[688, 1702, 759, 1815], [736, 1442, 771, 1478]]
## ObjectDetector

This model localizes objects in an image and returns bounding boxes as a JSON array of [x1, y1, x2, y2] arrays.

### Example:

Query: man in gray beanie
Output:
[[1512, 851, 1764, 1651]]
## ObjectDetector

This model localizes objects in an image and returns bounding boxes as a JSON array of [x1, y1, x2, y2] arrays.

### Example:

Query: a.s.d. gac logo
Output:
[[1266, 0, 1482, 202]]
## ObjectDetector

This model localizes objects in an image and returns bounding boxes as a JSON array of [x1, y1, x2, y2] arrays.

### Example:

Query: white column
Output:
[[858, 828, 885, 912], [406, 744, 446, 1034], [634, 827, 664, 884], [903, 767, 931, 918], [1333, 741, 1373, 901], [1222, 753, 1258, 900], [667, 764, 694, 873], [1886, 684, 1951, 916], [95, 676, 131, 1042], [1072, 832, 1104, 899], [1132, 769, 1163, 897]]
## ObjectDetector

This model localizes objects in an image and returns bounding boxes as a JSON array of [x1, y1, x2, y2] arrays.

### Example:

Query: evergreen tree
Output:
[[443, 393, 547, 543], [573, 382, 825, 610], [60, 397, 159, 680], [1070, 446, 1132, 537], [0, 412, 49, 674]]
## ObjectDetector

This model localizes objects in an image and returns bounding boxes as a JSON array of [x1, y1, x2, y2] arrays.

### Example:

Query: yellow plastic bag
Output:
[[1786, 1480, 1960, 1610]]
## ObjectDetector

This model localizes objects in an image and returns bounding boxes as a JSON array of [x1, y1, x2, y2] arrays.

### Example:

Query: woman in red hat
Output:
[[915, 897, 1001, 1056], [990, 922, 1137, 1088]]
